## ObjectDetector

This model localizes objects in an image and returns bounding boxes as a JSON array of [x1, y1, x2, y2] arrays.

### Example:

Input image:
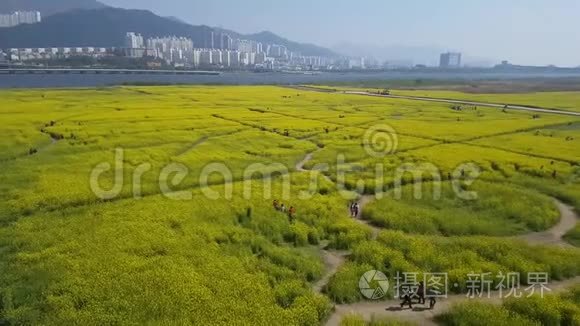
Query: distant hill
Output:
[[0, 0, 107, 16], [0, 7, 336, 57], [0, 8, 217, 48], [229, 30, 336, 57]]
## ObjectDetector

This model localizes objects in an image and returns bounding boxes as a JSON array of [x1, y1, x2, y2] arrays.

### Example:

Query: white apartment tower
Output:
[[0, 11, 41, 27], [125, 32, 144, 49]]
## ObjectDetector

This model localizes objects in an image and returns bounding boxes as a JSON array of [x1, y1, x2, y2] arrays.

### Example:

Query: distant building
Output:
[[147, 36, 193, 65], [5, 46, 112, 61], [193, 50, 202, 66], [439, 52, 462, 68], [125, 32, 144, 49], [253, 42, 263, 54], [268, 44, 288, 59], [19, 11, 41, 24], [349, 57, 365, 69], [199, 51, 212, 65], [0, 11, 41, 28], [125, 32, 145, 58], [228, 51, 240, 67], [236, 39, 253, 53], [255, 52, 266, 65], [211, 50, 223, 65], [222, 34, 233, 50]]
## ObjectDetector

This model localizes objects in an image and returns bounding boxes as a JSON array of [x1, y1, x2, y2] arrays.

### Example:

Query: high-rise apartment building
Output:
[[125, 32, 145, 57], [236, 39, 253, 53], [267, 44, 288, 59], [439, 52, 462, 68], [147, 36, 194, 64], [125, 32, 144, 49], [0, 11, 41, 27]]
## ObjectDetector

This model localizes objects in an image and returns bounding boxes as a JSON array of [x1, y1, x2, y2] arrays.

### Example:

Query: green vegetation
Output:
[[437, 284, 580, 325], [391, 89, 580, 113], [0, 85, 579, 324], [341, 314, 416, 326], [326, 232, 580, 303], [363, 181, 559, 236], [565, 223, 580, 247]]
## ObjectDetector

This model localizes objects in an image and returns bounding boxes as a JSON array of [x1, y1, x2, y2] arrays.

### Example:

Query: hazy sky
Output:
[[101, 0, 580, 67]]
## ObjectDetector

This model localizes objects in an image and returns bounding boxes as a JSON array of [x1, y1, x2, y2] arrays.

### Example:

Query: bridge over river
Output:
[[0, 68, 221, 75]]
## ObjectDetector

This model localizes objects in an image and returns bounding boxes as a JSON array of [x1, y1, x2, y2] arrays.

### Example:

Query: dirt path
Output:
[[353, 195, 381, 240], [295, 151, 580, 325], [313, 249, 349, 294], [295, 148, 337, 186], [27, 131, 60, 157], [325, 276, 580, 326], [517, 199, 578, 247], [297, 150, 381, 239], [355, 194, 579, 247], [327, 197, 580, 325], [296, 149, 320, 172], [297, 152, 351, 295]]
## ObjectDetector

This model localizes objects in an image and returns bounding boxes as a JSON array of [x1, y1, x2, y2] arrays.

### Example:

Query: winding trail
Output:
[[297, 151, 352, 295], [295, 150, 320, 172], [294, 151, 580, 325], [517, 200, 578, 248], [354, 195, 381, 240], [296, 150, 381, 240], [295, 148, 336, 186], [313, 247, 349, 294], [357, 195, 579, 248], [325, 276, 580, 326]]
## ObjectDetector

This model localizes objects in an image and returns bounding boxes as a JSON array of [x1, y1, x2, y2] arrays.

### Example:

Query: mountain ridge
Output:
[[0, 7, 337, 57], [0, 0, 107, 16]]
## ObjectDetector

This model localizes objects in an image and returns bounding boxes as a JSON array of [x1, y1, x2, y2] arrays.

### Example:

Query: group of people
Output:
[[273, 199, 296, 222], [349, 202, 360, 218], [399, 282, 437, 310]]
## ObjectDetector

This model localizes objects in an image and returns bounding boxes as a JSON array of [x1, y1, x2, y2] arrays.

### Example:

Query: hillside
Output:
[[0, 7, 336, 57], [0, 8, 215, 48], [231, 30, 336, 57], [0, 0, 107, 16]]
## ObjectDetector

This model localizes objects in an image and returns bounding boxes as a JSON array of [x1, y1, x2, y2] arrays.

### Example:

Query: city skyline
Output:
[[99, 0, 580, 67]]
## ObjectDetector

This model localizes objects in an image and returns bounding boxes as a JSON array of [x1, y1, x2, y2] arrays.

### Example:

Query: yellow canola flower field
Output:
[[0, 86, 579, 325]]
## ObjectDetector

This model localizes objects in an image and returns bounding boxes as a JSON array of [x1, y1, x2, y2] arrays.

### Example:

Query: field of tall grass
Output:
[[362, 181, 560, 236], [437, 284, 580, 325], [0, 85, 578, 324], [391, 89, 580, 113]]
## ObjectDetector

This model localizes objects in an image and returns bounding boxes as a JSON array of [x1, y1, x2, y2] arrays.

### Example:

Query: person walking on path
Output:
[[417, 282, 426, 305], [288, 206, 296, 222]]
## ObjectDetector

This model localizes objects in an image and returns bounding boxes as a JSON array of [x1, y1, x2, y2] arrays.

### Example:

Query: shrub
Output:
[[436, 302, 539, 326]]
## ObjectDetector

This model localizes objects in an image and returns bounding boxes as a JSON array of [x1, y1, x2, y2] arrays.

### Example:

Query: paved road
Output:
[[344, 91, 580, 117], [287, 85, 580, 117]]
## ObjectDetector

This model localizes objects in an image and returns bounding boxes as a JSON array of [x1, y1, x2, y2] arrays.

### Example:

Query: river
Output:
[[2, 71, 580, 88]]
